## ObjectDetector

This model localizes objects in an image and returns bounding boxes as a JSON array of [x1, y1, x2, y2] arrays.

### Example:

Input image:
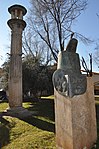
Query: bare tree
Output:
[[81, 53, 92, 76], [93, 41, 99, 68], [93, 14, 99, 68], [22, 28, 53, 65], [27, 0, 90, 62]]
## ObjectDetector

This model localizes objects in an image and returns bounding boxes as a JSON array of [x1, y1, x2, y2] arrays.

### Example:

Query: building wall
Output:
[[92, 73, 99, 95]]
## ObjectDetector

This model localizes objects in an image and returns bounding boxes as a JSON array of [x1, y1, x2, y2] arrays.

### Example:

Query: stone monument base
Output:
[[54, 77, 97, 149], [4, 106, 33, 118]]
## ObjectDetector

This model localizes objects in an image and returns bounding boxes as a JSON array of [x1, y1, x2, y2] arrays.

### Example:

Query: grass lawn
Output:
[[0, 97, 56, 149], [0, 97, 99, 149]]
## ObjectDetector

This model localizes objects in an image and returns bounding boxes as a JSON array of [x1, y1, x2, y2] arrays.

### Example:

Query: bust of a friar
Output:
[[53, 38, 87, 98]]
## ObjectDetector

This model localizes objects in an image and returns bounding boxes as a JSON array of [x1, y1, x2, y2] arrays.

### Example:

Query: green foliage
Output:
[[1, 54, 55, 98], [22, 54, 55, 97], [1, 61, 9, 90]]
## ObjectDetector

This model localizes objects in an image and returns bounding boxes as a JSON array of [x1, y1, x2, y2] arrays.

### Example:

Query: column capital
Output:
[[7, 19, 26, 31]]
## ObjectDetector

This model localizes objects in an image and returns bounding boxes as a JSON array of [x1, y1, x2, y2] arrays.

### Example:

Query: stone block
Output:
[[54, 77, 97, 149]]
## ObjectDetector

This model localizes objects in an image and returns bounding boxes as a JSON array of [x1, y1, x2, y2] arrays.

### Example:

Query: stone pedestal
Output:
[[4, 107, 33, 118], [54, 77, 97, 149]]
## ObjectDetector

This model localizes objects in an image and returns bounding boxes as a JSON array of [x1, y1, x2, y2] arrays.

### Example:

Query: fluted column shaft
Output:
[[8, 19, 26, 108]]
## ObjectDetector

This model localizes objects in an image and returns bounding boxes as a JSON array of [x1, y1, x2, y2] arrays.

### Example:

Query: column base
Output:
[[3, 106, 33, 118]]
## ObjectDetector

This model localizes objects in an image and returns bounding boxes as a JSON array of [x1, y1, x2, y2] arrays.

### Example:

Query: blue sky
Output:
[[0, 0, 30, 66], [0, 0, 99, 72], [72, 0, 99, 72]]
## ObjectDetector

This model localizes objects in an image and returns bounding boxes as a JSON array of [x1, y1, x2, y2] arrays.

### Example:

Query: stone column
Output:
[[7, 5, 27, 108]]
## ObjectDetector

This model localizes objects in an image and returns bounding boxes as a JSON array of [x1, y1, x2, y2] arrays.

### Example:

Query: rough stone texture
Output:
[[54, 77, 97, 149]]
